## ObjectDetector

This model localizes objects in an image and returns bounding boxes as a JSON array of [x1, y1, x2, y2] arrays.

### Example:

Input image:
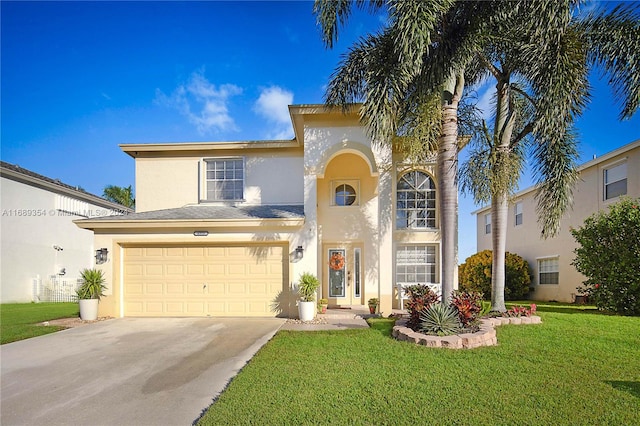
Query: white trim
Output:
[[330, 179, 360, 206], [535, 255, 560, 260], [599, 156, 628, 171], [119, 245, 124, 318], [200, 156, 246, 202]]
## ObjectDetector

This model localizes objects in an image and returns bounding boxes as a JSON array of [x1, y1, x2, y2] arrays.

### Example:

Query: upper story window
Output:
[[484, 213, 491, 234], [514, 201, 523, 226], [335, 183, 357, 206], [604, 162, 627, 200], [332, 181, 359, 206], [205, 158, 244, 201], [396, 170, 436, 229]]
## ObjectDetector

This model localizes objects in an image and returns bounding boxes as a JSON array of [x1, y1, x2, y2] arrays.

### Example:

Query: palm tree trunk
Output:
[[490, 193, 508, 312], [490, 77, 516, 312], [439, 71, 464, 304]]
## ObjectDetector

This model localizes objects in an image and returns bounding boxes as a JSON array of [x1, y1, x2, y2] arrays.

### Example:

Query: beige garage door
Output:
[[123, 245, 285, 317]]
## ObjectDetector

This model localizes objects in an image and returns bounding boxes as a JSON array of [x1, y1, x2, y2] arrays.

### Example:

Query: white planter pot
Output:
[[298, 301, 316, 321], [79, 299, 99, 321]]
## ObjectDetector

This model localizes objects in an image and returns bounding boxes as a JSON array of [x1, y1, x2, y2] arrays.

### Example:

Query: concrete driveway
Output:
[[1, 317, 285, 425]]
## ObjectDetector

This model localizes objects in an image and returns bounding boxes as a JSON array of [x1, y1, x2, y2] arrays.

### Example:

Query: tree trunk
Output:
[[490, 76, 516, 312], [490, 194, 508, 312], [439, 71, 464, 304]]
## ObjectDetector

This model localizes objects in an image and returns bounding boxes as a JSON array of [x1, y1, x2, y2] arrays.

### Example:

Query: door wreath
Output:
[[329, 252, 345, 271]]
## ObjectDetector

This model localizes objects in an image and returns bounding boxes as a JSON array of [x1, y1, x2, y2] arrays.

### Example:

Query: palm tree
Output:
[[460, 3, 640, 311], [103, 185, 135, 209], [313, 0, 577, 304]]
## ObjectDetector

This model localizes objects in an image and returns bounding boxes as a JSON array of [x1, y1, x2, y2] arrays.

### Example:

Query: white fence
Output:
[[396, 283, 442, 310], [33, 276, 82, 302]]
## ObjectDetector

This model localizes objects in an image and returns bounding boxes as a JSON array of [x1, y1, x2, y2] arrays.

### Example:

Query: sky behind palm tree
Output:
[[2, 1, 638, 261]]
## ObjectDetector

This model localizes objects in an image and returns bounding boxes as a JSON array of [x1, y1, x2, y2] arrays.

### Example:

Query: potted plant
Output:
[[76, 268, 107, 321], [318, 298, 328, 314], [297, 272, 319, 321], [368, 297, 379, 314]]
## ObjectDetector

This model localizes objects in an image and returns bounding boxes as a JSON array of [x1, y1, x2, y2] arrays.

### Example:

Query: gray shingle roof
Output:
[[1, 161, 133, 212], [78, 204, 304, 221]]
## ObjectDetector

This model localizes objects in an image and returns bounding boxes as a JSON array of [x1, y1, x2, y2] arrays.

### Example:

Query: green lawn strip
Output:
[[1, 303, 79, 344], [198, 311, 640, 425]]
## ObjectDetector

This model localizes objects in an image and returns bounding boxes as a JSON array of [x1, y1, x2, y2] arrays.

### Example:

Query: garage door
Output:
[[123, 245, 285, 317]]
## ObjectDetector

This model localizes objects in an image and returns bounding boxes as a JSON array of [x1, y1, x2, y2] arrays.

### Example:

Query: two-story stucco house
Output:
[[76, 105, 443, 318], [474, 139, 639, 303], [1, 161, 132, 302]]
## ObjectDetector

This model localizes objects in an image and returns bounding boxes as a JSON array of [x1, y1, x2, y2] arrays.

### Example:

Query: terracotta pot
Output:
[[369, 306, 376, 314]]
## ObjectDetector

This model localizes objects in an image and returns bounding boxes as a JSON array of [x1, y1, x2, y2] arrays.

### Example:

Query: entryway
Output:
[[323, 243, 364, 307]]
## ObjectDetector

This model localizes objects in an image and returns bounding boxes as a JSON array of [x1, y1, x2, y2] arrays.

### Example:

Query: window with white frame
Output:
[[604, 162, 627, 200], [484, 213, 491, 234], [396, 245, 437, 286], [538, 257, 559, 285], [205, 158, 244, 201], [396, 170, 436, 229], [514, 201, 523, 226], [332, 181, 358, 206]]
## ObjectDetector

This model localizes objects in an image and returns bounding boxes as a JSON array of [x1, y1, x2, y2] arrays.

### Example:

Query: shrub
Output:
[[403, 284, 439, 330], [450, 291, 483, 330], [458, 250, 532, 300], [76, 269, 107, 300], [419, 303, 461, 336], [571, 197, 640, 316], [504, 304, 537, 317], [297, 272, 319, 302]]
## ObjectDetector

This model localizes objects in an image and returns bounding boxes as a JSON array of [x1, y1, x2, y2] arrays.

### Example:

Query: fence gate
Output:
[[33, 276, 82, 302]]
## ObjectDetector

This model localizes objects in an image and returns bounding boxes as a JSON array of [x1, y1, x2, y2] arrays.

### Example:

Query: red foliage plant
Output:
[[450, 291, 484, 329], [403, 284, 439, 331]]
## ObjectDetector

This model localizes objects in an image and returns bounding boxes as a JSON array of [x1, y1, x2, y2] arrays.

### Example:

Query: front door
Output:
[[324, 244, 363, 307]]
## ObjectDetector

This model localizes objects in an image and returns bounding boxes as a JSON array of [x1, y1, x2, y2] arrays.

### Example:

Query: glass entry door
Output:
[[324, 244, 363, 307]]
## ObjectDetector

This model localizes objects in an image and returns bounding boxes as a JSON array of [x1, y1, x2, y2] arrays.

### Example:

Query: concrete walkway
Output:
[[280, 308, 375, 331]]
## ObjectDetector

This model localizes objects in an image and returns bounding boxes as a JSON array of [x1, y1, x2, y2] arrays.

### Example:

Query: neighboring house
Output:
[[474, 139, 639, 303], [76, 104, 444, 318], [0, 162, 133, 302]]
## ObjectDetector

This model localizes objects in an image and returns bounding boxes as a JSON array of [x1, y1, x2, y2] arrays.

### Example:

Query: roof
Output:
[[74, 204, 305, 230], [0, 161, 134, 213], [78, 204, 304, 221], [471, 138, 640, 215]]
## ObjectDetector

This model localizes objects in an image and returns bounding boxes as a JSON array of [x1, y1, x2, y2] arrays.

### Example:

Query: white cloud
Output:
[[253, 86, 294, 139], [155, 70, 242, 135]]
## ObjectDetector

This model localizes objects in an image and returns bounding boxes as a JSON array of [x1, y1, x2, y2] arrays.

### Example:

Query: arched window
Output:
[[396, 170, 436, 228], [335, 183, 357, 206]]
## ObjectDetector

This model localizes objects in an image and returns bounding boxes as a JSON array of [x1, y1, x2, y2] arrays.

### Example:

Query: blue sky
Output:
[[2, 1, 638, 262]]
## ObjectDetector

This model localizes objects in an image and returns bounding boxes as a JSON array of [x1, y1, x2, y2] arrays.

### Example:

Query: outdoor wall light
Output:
[[95, 248, 108, 264], [295, 246, 304, 260]]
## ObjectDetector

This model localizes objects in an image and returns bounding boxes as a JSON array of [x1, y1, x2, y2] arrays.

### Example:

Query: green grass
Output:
[[198, 309, 640, 425], [1, 303, 79, 344]]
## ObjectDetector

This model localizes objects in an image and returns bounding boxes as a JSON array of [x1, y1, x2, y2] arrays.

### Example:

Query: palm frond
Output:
[[532, 127, 579, 238], [313, 0, 386, 49], [576, 4, 640, 119]]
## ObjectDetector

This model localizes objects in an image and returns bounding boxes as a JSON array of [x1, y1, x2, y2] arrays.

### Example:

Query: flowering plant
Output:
[[504, 304, 536, 317]]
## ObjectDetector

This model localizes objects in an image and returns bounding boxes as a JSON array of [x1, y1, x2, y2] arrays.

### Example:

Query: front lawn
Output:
[[1, 303, 78, 344], [198, 309, 640, 425]]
